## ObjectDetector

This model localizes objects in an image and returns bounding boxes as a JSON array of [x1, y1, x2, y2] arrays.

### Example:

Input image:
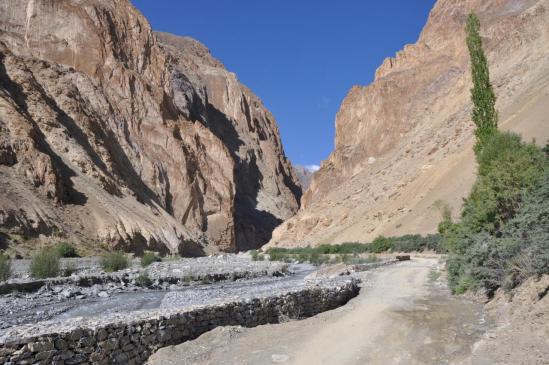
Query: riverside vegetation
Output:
[[29, 248, 60, 279], [254, 234, 442, 264], [257, 14, 548, 296], [441, 14, 549, 295], [0, 252, 9, 281]]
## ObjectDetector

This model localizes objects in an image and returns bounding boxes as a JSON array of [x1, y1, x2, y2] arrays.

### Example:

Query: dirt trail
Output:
[[149, 258, 488, 365]]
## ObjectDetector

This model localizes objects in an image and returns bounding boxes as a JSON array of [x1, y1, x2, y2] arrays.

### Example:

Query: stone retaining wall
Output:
[[0, 280, 359, 364], [351, 259, 399, 272]]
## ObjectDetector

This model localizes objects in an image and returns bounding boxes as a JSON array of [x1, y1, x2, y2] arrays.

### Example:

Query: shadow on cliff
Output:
[[204, 104, 284, 251], [0, 52, 167, 213], [0, 54, 87, 206]]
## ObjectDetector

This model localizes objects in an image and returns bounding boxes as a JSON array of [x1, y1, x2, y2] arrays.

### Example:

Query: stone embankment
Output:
[[0, 278, 359, 364], [0, 255, 291, 329], [304, 258, 400, 280]]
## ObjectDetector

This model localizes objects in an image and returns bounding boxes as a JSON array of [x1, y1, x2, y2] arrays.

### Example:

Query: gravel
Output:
[[0, 255, 294, 331]]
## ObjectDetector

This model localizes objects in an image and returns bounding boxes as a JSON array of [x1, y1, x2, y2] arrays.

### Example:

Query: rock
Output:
[[293, 165, 317, 190], [28, 341, 54, 352], [98, 291, 109, 298], [268, 0, 549, 248], [60, 287, 81, 298], [0, 0, 300, 254], [272, 354, 290, 363]]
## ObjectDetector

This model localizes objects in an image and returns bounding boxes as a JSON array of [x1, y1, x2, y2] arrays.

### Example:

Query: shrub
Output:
[[307, 252, 328, 266], [30, 248, 60, 278], [135, 272, 152, 287], [444, 143, 548, 294], [266, 235, 443, 259], [141, 252, 160, 267], [442, 14, 548, 295], [250, 250, 259, 261], [370, 236, 392, 253], [462, 132, 546, 234], [0, 252, 10, 281], [54, 242, 78, 258], [434, 200, 453, 235], [101, 251, 129, 272], [455, 275, 474, 295]]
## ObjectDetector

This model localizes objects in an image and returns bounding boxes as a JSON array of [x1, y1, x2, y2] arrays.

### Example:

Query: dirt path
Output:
[[149, 258, 488, 365]]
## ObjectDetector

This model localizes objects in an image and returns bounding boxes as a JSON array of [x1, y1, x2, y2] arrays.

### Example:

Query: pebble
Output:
[[272, 354, 290, 363]]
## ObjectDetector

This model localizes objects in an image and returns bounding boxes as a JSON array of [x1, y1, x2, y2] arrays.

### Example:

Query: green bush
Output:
[[30, 248, 60, 278], [101, 251, 129, 272], [442, 14, 548, 295], [462, 132, 546, 234], [434, 200, 453, 235], [0, 252, 10, 281], [370, 236, 392, 253], [444, 135, 548, 294], [54, 242, 78, 258], [391, 234, 443, 253], [141, 252, 161, 267], [265, 235, 443, 259]]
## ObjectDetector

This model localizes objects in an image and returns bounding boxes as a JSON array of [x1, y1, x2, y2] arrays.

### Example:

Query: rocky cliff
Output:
[[0, 0, 301, 254], [269, 0, 549, 247], [293, 165, 317, 190]]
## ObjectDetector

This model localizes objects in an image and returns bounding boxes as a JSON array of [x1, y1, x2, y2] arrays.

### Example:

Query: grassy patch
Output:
[[0, 252, 10, 281], [141, 252, 161, 267], [30, 248, 60, 278], [101, 251, 129, 272]]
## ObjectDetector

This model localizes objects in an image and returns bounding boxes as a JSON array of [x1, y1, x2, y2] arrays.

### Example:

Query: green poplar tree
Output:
[[466, 13, 498, 153]]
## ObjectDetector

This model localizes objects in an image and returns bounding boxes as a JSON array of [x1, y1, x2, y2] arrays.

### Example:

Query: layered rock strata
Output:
[[0, 0, 300, 254]]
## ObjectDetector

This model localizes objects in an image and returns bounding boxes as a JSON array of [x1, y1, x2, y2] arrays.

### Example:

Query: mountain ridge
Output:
[[269, 0, 549, 248], [0, 0, 301, 254]]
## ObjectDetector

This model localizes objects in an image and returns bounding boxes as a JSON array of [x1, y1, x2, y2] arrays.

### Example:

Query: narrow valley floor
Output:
[[148, 258, 490, 365]]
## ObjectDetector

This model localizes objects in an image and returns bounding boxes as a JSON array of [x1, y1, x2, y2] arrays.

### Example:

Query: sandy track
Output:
[[149, 258, 487, 365]]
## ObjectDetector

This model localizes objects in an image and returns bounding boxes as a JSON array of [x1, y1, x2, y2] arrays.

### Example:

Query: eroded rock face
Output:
[[0, 0, 300, 254], [269, 0, 549, 247], [293, 165, 317, 190]]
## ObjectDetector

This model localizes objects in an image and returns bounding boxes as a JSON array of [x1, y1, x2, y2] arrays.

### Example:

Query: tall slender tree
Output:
[[466, 13, 498, 153]]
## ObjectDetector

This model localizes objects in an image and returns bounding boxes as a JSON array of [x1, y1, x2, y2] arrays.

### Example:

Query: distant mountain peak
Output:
[[293, 165, 319, 190]]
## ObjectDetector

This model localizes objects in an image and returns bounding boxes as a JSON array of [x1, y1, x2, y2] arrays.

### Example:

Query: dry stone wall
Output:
[[0, 279, 359, 364]]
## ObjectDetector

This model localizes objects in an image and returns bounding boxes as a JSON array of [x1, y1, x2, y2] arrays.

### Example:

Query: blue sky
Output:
[[131, 1, 436, 167]]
